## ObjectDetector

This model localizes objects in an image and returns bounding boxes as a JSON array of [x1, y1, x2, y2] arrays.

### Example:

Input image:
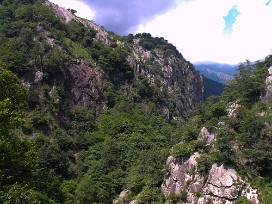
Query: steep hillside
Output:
[[0, 0, 204, 203], [2, 1, 272, 203], [203, 77, 225, 98], [158, 56, 272, 204]]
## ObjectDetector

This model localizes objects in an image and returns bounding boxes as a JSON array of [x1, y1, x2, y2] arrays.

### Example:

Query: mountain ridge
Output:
[[2, 1, 270, 203], [0, 0, 206, 202], [194, 62, 237, 84]]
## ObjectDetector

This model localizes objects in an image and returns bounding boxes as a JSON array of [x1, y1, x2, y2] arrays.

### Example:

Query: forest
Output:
[[0, 0, 272, 203]]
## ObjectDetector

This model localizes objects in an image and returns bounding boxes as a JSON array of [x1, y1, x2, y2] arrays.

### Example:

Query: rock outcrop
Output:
[[113, 189, 138, 204], [127, 40, 204, 117], [113, 190, 130, 204], [162, 156, 259, 204], [44, 0, 111, 44], [242, 184, 259, 204], [44, 0, 75, 23], [199, 164, 244, 204], [262, 66, 272, 103], [198, 127, 215, 145], [18, 1, 206, 122], [162, 128, 259, 204], [162, 153, 205, 203], [227, 102, 242, 117], [66, 59, 104, 110]]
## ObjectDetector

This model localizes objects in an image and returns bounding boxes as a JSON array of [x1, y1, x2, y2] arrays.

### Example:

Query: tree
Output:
[[0, 67, 27, 135], [68, 8, 77, 15]]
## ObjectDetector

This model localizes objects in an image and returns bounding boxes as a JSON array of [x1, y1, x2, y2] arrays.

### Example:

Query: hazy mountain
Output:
[[194, 62, 237, 84]]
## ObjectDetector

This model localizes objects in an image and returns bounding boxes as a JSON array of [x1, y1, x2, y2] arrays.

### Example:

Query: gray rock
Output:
[[202, 164, 244, 200], [113, 190, 130, 204], [198, 127, 215, 144], [242, 184, 259, 204], [262, 67, 272, 103], [162, 153, 205, 203], [228, 103, 242, 117], [197, 195, 234, 204]]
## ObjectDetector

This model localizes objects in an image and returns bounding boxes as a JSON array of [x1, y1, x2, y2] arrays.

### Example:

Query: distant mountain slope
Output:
[[194, 62, 237, 84], [203, 77, 225, 99]]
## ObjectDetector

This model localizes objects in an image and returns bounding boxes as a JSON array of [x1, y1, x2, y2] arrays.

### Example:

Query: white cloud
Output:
[[137, 0, 272, 64], [49, 0, 95, 20], [48, 0, 272, 64]]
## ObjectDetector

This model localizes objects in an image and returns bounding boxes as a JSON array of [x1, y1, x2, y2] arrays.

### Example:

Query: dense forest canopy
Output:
[[0, 0, 272, 203]]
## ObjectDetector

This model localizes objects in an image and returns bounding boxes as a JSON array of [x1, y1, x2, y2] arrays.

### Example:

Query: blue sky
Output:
[[50, 0, 272, 64], [223, 5, 240, 34]]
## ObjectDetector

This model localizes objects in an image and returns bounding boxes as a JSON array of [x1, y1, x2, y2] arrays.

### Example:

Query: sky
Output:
[[49, 0, 272, 65]]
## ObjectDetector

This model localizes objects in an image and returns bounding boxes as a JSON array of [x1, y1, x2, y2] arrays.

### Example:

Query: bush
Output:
[[172, 140, 204, 158]]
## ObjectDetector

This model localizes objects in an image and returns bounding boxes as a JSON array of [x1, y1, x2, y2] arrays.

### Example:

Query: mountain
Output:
[[158, 55, 272, 204], [2, 0, 271, 203], [194, 62, 237, 84], [0, 0, 204, 203]]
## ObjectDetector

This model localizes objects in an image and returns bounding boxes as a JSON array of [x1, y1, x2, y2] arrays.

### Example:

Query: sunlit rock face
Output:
[[162, 128, 260, 204], [263, 66, 272, 103], [162, 152, 204, 204]]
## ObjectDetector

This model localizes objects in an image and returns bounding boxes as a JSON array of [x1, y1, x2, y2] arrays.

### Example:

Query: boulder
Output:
[[228, 103, 242, 117], [113, 190, 130, 204], [162, 153, 205, 203], [201, 164, 244, 200], [242, 184, 259, 204], [198, 127, 215, 144]]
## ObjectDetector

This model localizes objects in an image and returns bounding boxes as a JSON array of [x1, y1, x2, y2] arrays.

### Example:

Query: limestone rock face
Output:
[[242, 185, 259, 204], [198, 127, 215, 144], [262, 67, 272, 103], [199, 164, 244, 203], [228, 103, 242, 117], [67, 60, 104, 110], [44, 0, 76, 23], [113, 190, 130, 204], [162, 154, 259, 204], [127, 42, 204, 117], [162, 153, 205, 203]]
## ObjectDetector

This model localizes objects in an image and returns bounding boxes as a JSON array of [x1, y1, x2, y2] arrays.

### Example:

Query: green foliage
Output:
[[196, 152, 220, 176], [166, 189, 188, 203], [2, 0, 272, 203], [98, 46, 133, 84], [203, 77, 225, 99], [66, 20, 96, 45], [75, 105, 173, 203], [0, 68, 63, 203], [235, 196, 253, 204], [136, 32, 182, 57], [172, 140, 205, 158], [63, 38, 94, 64], [0, 183, 56, 204], [251, 176, 272, 204], [136, 186, 164, 204], [44, 50, 68, 76], [223, 60, 268, 107], [61, 180, 77, 204], [0, 67, 27, 135]]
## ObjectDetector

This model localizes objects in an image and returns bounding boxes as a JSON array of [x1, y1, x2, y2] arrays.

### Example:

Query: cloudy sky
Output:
[[49, 0, 272, 64]]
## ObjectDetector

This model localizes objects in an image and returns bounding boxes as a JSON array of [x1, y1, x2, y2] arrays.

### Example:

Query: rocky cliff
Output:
[[19, 0, 204, 119], [162, 128, 260, 204]]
